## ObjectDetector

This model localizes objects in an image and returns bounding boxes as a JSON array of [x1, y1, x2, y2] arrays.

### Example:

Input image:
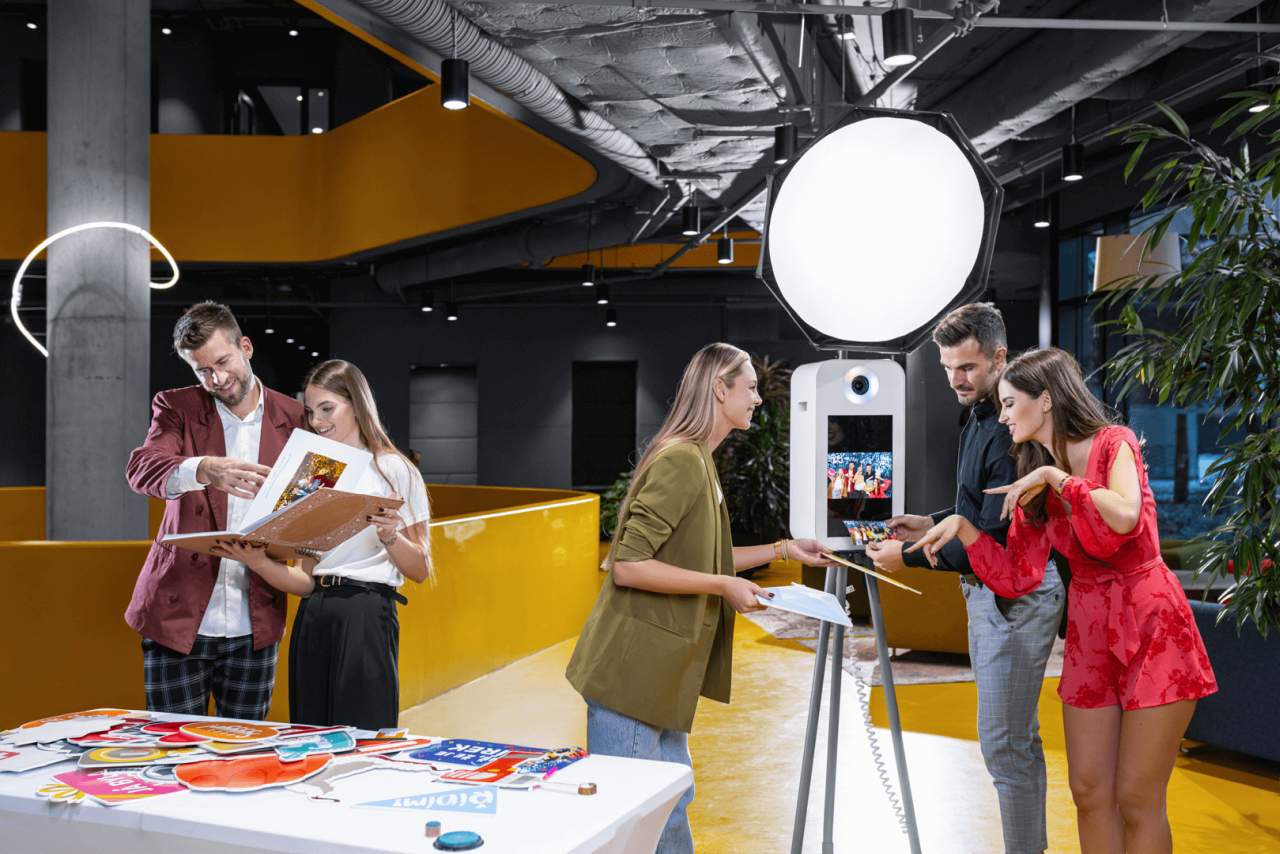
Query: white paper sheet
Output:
[[755, 583, 852, 628], [241, 429, 373, 529]]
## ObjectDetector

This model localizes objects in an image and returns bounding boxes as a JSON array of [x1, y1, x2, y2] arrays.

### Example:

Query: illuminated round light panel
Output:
[[768, 116, 985, 345]]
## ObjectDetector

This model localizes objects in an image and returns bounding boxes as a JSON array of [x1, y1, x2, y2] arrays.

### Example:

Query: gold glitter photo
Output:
[[272, 452, 346, 511]]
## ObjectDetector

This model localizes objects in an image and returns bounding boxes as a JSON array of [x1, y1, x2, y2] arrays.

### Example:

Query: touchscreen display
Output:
[[827, 415, 893, 538]]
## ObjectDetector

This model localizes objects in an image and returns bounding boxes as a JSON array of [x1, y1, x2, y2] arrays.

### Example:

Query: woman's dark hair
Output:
[[1001, 347, 1115, 524]]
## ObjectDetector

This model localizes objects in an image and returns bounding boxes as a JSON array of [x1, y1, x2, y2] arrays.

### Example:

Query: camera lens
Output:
[[851, 375, 870, 396]]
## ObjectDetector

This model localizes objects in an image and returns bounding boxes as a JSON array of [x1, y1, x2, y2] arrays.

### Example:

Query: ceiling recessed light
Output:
[[310, 351, 319, 357], [296, 94, 303, 102], [285, 337, 295, 344], [264, 326, 275, 334], [317, 90, 326, 98], [161, 26, 172, 36], [288, 28, 299, 37], [310, 127, 323, 134], [26, 22, 38, 30]]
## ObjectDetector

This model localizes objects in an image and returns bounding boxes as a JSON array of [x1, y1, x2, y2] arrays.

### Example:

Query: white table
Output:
[[0, 714, 691, 853]]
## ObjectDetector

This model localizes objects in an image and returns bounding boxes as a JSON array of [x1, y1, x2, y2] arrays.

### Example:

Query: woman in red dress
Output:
[[910, 348, 1216, 854]]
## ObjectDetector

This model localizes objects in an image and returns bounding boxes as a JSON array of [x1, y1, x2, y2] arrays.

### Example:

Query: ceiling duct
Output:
[[349, 0, 664, 185]]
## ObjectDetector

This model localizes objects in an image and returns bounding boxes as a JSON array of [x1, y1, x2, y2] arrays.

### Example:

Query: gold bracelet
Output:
[[781, 539, 791, 561], [773, 540, 784, 561], [1057, 473, 1070, 492]]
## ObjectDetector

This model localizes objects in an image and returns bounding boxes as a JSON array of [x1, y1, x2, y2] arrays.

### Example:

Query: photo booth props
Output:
[[175, 752, 333, 792], [77, 746, 205, 769], [275, 730, 356, 763], [0, 744, 79, 773], [823, 550, 922, 595], [178, 722, 279, 743], [68, 720, 166, 747], [285, 755, 427, 801], [38, 766, 186, 807], [756, 584, 853, 628], [140, 721, 213, 745], [357, 785, 499, 815], [403, 741, 587, 788], [355, 737, 436, 756], [2, 709, 134, 746]]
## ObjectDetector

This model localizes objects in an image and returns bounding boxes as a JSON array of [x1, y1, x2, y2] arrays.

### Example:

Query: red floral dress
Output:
[[965, 425, 1217, 710]]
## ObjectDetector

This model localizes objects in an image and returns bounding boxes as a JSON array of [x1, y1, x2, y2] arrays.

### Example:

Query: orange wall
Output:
[[0, 85, 596, 263], [0, 486, 603, 728]]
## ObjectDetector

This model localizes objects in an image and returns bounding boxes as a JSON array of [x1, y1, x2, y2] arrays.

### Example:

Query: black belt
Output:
[[314, 574, 408, 605]]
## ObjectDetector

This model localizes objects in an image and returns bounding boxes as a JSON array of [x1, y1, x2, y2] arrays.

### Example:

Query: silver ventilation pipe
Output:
[[350, 0, 663, 186]]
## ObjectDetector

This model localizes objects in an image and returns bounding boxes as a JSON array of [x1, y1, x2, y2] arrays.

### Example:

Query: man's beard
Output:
[[213, 366, 254, 407]]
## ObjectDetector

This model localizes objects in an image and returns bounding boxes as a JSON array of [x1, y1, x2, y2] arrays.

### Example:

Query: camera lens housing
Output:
[[843, 366, 880, 404]]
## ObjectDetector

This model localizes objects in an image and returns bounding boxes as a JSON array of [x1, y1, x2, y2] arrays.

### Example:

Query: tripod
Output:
[[790, 554, 923, 854]]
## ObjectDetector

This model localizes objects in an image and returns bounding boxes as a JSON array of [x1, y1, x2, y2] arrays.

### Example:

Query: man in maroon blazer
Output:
[[126, 301, 305, 719]]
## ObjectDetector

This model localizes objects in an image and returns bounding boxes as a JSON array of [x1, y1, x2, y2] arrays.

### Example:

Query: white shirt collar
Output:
[[214, 377, 264, 426]]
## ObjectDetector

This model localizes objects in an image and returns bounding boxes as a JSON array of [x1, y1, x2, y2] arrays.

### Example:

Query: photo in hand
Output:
[[827, 415, 893, 538], [272, 451, 346, 511]]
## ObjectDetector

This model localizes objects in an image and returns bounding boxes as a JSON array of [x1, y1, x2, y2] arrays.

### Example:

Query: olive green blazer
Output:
[[565, 440, 735, 733]]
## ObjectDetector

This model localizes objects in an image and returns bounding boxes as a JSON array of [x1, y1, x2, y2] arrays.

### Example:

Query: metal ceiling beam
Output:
[[479, 0, 1280, 32]]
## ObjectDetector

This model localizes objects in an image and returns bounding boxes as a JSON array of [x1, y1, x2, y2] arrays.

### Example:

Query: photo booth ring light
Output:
[[10, 221, 180, 358], [765, 113, 993, 347]]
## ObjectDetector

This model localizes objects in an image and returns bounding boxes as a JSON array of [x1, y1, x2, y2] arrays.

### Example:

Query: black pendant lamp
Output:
[[446, 302, 460, 322], [1248, 7, 1271, 113], [681, 202, 701, 237], [580, 264, 596, 288], [605, 308, 618, 328], [442, 11, 470, 110], [882, 7, 917, 69], [1033, 173, 1051, 229], [1062, 105, 1084, 182], [717, 226, 734, 265], [595, 283, 610, 305], [773, 124, 798, 165]]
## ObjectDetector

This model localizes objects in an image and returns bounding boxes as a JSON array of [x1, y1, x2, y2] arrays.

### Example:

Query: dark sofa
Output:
[[1184, 600, 1280, 763]]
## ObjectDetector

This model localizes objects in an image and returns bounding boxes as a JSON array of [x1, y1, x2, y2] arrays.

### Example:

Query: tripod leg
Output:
[[821, 564, 848, 854], [866, 575, 923, 854], [790, 565, 836, 854]]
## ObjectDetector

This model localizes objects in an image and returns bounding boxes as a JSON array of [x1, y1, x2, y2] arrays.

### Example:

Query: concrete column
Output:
[[46, 0, 150, 539]]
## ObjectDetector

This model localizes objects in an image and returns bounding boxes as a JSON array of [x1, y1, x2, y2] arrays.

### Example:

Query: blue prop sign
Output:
[[358, 785, 498, 814]]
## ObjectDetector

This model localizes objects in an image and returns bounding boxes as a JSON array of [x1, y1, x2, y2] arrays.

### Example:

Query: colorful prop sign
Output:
[[355, 737, 436, 756], [275, 730, 355, 763], [141, 721, 212, 745], [77, 746, 203, 769], [38, 767, 185, 806], [357, 785, 498, 814], [179, 722, 279, 743], [404, 739, 531, 768], [175, 752, 332, 792]]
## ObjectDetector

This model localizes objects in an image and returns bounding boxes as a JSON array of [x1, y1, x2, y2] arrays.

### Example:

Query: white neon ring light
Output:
[[10, 221, 180, 358]]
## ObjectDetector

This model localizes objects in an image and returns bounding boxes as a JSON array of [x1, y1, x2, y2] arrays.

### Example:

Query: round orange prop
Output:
[[176, 753, 332, 792]]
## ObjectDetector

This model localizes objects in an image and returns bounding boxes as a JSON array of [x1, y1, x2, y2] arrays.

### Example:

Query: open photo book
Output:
[[162, 429, 401, 561]]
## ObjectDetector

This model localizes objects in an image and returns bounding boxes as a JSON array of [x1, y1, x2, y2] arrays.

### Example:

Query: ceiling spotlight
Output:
[[317, 90, 326, 98], [285, 337, 295, 344], [580, 263, 596, 287], [297, 344, 306, 351], [296, 94, 303, 102], [420, 296, 434, 313], [605, 308, 618, 328], [26, 22, 37, 31], [161, 26, 173, 36], [1033, 198, 1051, 229], [310, 127, 323, 134], [717, 236, 734, 265], [1246, 64, 1273, 113], [442, 58, 470, 111], [446, 302, 460, 322], [773, 125, 798, 166], [1062, 142, 1084, 182], [681, 203, 701, 236], [310, 351, 319, 357], [882, 8, 917, 69], [288, 28, 299, 37], [595, 283, 610, 305], [264, 326, 275, 334]]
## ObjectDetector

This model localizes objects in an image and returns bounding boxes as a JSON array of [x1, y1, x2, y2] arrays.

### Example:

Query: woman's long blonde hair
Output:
[[304, 359, 433, 580], [609, 343, 750, 551]]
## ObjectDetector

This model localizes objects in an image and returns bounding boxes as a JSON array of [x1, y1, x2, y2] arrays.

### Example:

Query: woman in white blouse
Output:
[[216, 360, 432, 730]]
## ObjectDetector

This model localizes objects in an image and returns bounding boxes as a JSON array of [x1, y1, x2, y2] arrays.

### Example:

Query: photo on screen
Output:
[[843, 519, 894, 546], [827, 415, 892, 538]]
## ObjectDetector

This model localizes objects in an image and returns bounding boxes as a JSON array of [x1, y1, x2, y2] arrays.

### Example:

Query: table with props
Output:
[[0, 709, 691, 853]]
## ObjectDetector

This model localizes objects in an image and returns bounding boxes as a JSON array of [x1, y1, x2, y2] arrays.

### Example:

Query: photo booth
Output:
[[759, 107, 1002, 854]]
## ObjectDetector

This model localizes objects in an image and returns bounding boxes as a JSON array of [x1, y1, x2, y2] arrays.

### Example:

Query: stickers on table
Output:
[[139, 721, 213, 745], [37, 766, 186, 807], [4, 710, 138, 746], [175, 752, 333, 792], [68, 722, 163, 748], [356, 784, 498, 815], [354, 736, 436, 756], [401, 739, 530, 768]]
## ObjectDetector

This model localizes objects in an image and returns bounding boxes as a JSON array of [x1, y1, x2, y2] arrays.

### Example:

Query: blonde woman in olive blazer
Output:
[[566, 343, 832, 853]]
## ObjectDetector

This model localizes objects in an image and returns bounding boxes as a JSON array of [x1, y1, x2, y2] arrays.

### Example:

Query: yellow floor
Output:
[[401, 562, 1280, 853]]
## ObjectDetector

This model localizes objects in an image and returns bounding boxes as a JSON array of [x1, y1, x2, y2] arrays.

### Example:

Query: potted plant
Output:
[[1100, 93, 1280, 635]]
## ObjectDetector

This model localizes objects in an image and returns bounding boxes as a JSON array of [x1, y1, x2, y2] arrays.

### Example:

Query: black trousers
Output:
[[288, 585, 400, 731]]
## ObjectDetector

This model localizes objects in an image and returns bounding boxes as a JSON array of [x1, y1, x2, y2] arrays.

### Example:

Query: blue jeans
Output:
[[963, 561, 1066, 854], [586, 700, 695, 853]]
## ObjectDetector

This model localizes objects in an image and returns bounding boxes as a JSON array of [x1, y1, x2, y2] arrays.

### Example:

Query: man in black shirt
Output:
[[867, 304, 1064, 854]]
